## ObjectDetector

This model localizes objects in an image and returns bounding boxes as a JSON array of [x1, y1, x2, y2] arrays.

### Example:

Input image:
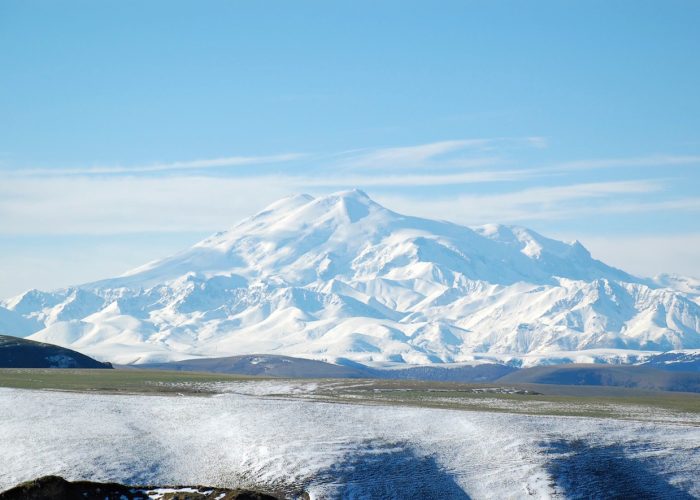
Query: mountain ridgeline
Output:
[[1, 189, 699, 367]]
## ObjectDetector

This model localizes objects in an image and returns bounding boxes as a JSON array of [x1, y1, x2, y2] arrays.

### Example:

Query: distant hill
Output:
[[498, 363, 700, 393], [640, 351, 700, 372], [375, 363, 517, 382], [139, 354, 516, 382], [0, 335, 112, 369], [134, 354, 700, 391], [139, 354, 369, 378]]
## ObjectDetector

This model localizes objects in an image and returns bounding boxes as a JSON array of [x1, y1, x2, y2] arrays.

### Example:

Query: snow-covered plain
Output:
[[2, 189, 700, 366], [1, 385, 699, 499]]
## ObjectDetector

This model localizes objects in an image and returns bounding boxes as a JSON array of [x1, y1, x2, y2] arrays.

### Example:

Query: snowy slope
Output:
[[2, 189, 700, 365], [2, 385, 700, 498], [653, 273, 700, 305]]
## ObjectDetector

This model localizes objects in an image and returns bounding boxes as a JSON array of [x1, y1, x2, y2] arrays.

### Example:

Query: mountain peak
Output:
[[93, 189, 643, 292], [332, 188, 372, 201], [244, 190, 378, 226], [311, 189, 379, 222], [9, 189, 699, 366]]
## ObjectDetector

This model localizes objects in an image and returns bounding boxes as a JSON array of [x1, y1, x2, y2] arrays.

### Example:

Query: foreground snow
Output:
[[1, 384, 698, 499]]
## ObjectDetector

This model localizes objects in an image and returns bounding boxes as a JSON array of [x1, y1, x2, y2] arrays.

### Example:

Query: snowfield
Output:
[[1, 385, 699, 499], [2, 190, 699, 367]]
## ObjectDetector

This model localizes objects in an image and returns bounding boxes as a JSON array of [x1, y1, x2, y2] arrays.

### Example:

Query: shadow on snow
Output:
[[310, 441, 469, 499], [543, 439, 694, 499]]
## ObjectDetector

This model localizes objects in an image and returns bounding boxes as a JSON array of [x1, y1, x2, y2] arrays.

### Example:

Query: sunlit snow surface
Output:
[[7, 191, 700, 366], [1, 384, 699, 499]]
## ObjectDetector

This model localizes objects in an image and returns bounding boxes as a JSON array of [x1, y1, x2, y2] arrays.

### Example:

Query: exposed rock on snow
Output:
[[0, 475, 281, 500]]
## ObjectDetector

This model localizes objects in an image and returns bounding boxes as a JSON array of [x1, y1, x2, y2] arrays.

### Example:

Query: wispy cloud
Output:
[[341, 139, 490, 168], [2, 139, 699, 239], [300, 168, 531, 187], [374, 180, 675, 224], [332, 136, 546, 170], [8, 153, 305, 176], [0, 169, 540, 234], [526, 136, 549, 149], [20, 140, 698, 182], [548, 154, 700, 172], [0, 175, 293, 234], [0, 176, 680, 235], [3, 138, 699, 293]]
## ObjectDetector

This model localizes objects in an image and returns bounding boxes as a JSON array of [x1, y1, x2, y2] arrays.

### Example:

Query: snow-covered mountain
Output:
[[653, 274, 700, 305], [2, 189, 700, 366]]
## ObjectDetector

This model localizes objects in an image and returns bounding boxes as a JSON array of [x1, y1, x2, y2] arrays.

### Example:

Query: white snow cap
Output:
[[2, 189, 698, 365]]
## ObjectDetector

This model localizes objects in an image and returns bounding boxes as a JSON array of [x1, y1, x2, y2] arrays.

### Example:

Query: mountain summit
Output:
[[2, 190, 699, 365]]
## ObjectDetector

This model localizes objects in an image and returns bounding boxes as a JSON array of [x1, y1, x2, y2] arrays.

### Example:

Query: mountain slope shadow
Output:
[[543, 439, 694, 499], [309, 442, 469, 499]]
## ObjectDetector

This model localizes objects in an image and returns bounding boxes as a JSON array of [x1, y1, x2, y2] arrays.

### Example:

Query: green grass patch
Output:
[[0, 368, 258, 395], [2, 369, 699, 421], [309, 379, 700, 419]]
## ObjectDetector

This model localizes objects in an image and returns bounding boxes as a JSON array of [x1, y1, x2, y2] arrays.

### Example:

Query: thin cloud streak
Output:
[[501, 197, 700, 223], [299, 168, 531, 187], [2, 137, 532, 178], [343, 139, 489, 168], [0, 170, 541, 234], [8, 153, 306, 176], [375, 180, 673, 224], [4, 142, 699, 181], [0, 176, 292, 234], [0, 176, 681, 235], [548, 155, 700, 172], [332, 136, 546, 170], [1, 139, 698, 241]]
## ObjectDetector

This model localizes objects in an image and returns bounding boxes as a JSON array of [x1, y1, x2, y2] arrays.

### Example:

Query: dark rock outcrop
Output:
[[0, 475, 281, 500]]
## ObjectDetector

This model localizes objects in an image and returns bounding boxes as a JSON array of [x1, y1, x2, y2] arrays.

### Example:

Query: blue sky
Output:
[[1, 0, 699, 296]]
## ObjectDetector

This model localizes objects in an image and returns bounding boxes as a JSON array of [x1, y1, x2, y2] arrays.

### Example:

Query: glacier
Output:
[[1, 189, 699, 365]]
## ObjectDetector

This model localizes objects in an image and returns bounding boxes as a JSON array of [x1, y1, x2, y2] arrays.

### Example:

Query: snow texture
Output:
[[1, 386, 699, 499], [2, 190, 699, 365]]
